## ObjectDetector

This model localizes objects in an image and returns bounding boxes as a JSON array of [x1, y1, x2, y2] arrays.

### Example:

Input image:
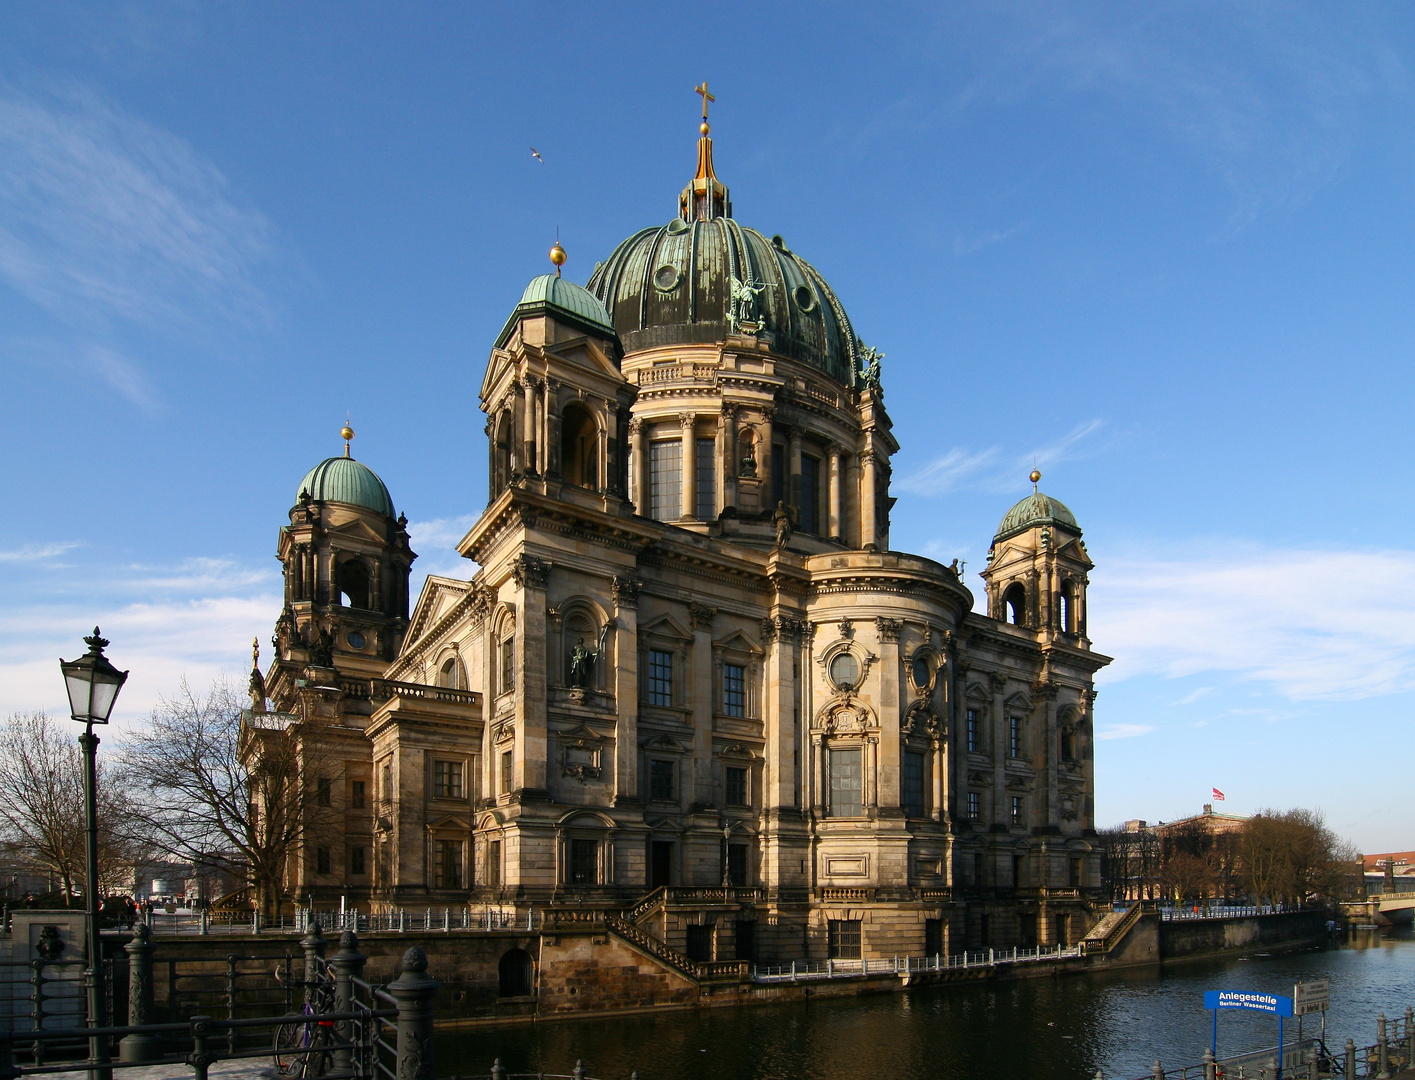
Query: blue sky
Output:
[[2, 2, 1412, 851]]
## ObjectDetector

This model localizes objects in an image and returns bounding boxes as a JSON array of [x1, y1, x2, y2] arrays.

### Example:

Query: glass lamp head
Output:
[[59, 627, 129, 724]]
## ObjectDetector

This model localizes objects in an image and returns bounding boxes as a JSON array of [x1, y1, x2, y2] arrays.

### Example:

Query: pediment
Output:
[[426, 813, 472, 831], [713, 629, 762, 656], [641, 733, 689, 753], [326, 516, 386, 544], [1004, 690, 1034, 712], [405, 576, 471, 648], [479, 347, 518, 404], [556, 721, 606, 745], [964, 681, 991, 702], [639, 613, 692, 642], [543, 337, 623, 381]]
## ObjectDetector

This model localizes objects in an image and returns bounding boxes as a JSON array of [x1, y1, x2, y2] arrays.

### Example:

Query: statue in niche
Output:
[[739, 430, 758, 478], [568, 621, 612, 689], [773, 501, 794, 548]]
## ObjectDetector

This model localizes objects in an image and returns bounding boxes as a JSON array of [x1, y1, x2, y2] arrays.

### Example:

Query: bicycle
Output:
[[273, 961, 337, 1079]]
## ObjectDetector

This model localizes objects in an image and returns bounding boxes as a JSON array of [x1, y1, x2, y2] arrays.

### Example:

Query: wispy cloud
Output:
[[0, 541, 81, 562], [953, 222, 1026, 257], [1096, 722, 1156, 741], [406, 515, 480, 583], [897, 419, 1105, 496], [1094, 544, 1415, 700], [1171, 686, 1214, 707], [0, 80, 276, 333]]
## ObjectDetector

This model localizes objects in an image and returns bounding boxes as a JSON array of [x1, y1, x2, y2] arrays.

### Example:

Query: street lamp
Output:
[[60, 627, 128, 1080]]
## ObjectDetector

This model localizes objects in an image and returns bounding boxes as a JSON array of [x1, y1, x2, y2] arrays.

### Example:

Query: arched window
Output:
[[492, 410, 513, 495], [498, 948, 533, 996], [1004, 583, 1027, 626], [1060, 723, 1076, 762], [437, 657, 466, 690], [338, 561, 370, 609], [562, 403, 598, 489], [1059, 588, 1071, 633]]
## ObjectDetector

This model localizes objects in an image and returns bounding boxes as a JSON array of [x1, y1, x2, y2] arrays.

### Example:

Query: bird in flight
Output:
[[529, 147, 544, 164]]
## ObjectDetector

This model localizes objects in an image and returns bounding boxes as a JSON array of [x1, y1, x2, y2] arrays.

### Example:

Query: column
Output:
[[759, 406, 775, 503], [545, 381, 562, 480], [689, 604, 716, 834], [612, 577, 641, 809], [827, 444, 843, 541], [630, 418, 647, 513], [721, 404, 738, 510], [512, 556, 550, 795], [788, 426, 802, 509], [875, 618, 901, 812], [679, 412, 696, 520], [513, 380, 529, 475], [860, 438, 878, 549], [596, 407, 610, 492]]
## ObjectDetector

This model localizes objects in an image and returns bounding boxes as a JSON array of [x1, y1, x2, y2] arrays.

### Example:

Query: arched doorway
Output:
[[498, 948, 533, 997]]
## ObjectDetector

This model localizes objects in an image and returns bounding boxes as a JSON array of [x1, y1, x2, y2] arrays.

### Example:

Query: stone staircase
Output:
[[1081, 901, 1145, 955]]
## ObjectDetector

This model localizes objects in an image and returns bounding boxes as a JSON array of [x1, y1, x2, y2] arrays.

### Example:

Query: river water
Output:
[[436, 929, 1415, 1080]]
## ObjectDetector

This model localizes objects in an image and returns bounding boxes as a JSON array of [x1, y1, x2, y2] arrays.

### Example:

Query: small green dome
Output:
[[494, 274, 616, 347], [296, 456, 395, 518], [995, 492, 1079, 542]]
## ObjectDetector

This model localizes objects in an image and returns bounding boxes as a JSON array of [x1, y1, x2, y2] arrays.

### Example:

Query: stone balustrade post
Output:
[[491, 1060, 508, 1080], [387, 947, 439, 1080], [1379, 1012, 1390, 1078], [1345, 1038, 1356, 1080], [118, 924, 161, 1062], [1202, 1049, 1216, 1080], [328, 931, 367, 1075], [300, 925, 326, 1010]]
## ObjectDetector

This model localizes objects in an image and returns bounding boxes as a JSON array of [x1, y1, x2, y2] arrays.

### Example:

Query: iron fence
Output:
[[752, 943, 1082, 982], [0, 931, 437, 1080], [146, 908, 535, 937]]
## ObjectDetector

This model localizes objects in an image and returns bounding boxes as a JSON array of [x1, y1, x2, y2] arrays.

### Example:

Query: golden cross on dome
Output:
[[695, 81, 715, 121]]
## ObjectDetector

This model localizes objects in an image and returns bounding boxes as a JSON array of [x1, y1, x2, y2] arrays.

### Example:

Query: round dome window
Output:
[[653, 265, 681, 292], [794, 284, 816, 311], [829, 652, 859, 690], [347, 631, 366, 650]]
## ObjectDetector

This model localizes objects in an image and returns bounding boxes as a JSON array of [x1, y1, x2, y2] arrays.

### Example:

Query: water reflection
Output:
[[436, 929, 1415, 1080]]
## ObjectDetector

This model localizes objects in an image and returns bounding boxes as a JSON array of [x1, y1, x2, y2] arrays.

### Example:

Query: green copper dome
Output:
[[994, 492, 1079, 542], [494, 274, 616, 348], [296, 456, 396, 518], [587, 218, 860, 386]]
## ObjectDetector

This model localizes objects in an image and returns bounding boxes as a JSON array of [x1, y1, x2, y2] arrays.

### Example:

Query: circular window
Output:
[[911, 656, 932, 689], [666, 217, 689, 235], [347, 631, 366, 650], [793, 284, 815, 311], [829, 652, 859, 690], [653, 265, 680, 292]]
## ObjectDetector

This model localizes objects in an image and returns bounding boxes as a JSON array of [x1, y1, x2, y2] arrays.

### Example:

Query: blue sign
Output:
[[1204, 990, 1295, 1017]]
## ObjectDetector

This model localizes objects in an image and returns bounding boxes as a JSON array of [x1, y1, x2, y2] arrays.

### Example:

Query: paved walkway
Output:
[[44, 1061, 275, 1080]]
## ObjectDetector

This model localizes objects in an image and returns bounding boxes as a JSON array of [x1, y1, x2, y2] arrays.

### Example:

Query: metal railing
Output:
[[752, 943, 1082, 983], [1158, 904, 1295, 921], [145, 907, 535, 936], [0, 930, 437, 1080], [439, 1063, 629, 1080]]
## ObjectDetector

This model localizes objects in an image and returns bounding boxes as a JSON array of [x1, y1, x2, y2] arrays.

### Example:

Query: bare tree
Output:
[[0, 711, 134, 899], [1238, 807, 1347, 906], [121, 680, 336, 917]]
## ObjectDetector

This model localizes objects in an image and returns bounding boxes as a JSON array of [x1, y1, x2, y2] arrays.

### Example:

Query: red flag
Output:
[[1212, 787, 1226, 801]]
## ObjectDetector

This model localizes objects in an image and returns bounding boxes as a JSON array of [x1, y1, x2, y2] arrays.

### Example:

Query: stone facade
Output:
[[253, 119, 1112, 963]]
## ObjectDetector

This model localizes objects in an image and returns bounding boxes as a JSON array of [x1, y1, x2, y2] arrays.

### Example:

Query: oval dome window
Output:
[[654, 265, 681, 292], [794, 284, 816, 311]]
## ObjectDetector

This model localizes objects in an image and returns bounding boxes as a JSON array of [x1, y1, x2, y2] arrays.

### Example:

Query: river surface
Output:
[[435, 929, 1415, 1080]]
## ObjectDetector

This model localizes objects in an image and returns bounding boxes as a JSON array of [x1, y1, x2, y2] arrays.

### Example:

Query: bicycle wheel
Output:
[[273, 1021, 311, 1078], [304, 1027, 331, 1079]]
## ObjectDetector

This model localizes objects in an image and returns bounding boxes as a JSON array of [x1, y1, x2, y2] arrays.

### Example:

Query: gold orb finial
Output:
[[700, 120, 710, 136], [342, 420, 355, 457], [1029, 469, 1041, 484], [549, 240, 566, 276]]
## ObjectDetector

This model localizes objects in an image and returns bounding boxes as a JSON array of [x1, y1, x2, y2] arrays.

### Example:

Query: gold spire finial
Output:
[[1030, 468, 1041, 492], [341, 416, 355, 457], [549, 239, 567, 276]]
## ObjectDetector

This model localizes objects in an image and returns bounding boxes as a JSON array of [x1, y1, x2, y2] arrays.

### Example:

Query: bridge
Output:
[[1339, 893, 1415, 927]]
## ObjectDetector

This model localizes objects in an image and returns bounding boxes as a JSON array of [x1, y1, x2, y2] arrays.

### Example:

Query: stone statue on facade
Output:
[[568, 622, 612, 689], [773, 501, 794, 548], [858, 340, 884, 391], [729, 275, 764, 329]]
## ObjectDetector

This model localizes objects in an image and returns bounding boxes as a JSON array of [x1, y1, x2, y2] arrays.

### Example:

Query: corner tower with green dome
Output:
[[267, 424, 416, 702]]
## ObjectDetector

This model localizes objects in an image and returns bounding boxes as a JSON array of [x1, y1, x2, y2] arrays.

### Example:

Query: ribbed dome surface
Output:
[[587, 218, 859, 386], [495, 274, 615, 348], [296, 457, 395, 518], [995, 492, 1079, 541]]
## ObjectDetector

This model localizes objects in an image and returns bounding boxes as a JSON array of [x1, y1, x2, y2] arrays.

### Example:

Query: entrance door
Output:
[[650, 841, 673, 889]]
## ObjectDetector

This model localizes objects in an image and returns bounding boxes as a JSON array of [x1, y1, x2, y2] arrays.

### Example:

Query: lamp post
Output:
[[60, 627, 128, 1080]]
